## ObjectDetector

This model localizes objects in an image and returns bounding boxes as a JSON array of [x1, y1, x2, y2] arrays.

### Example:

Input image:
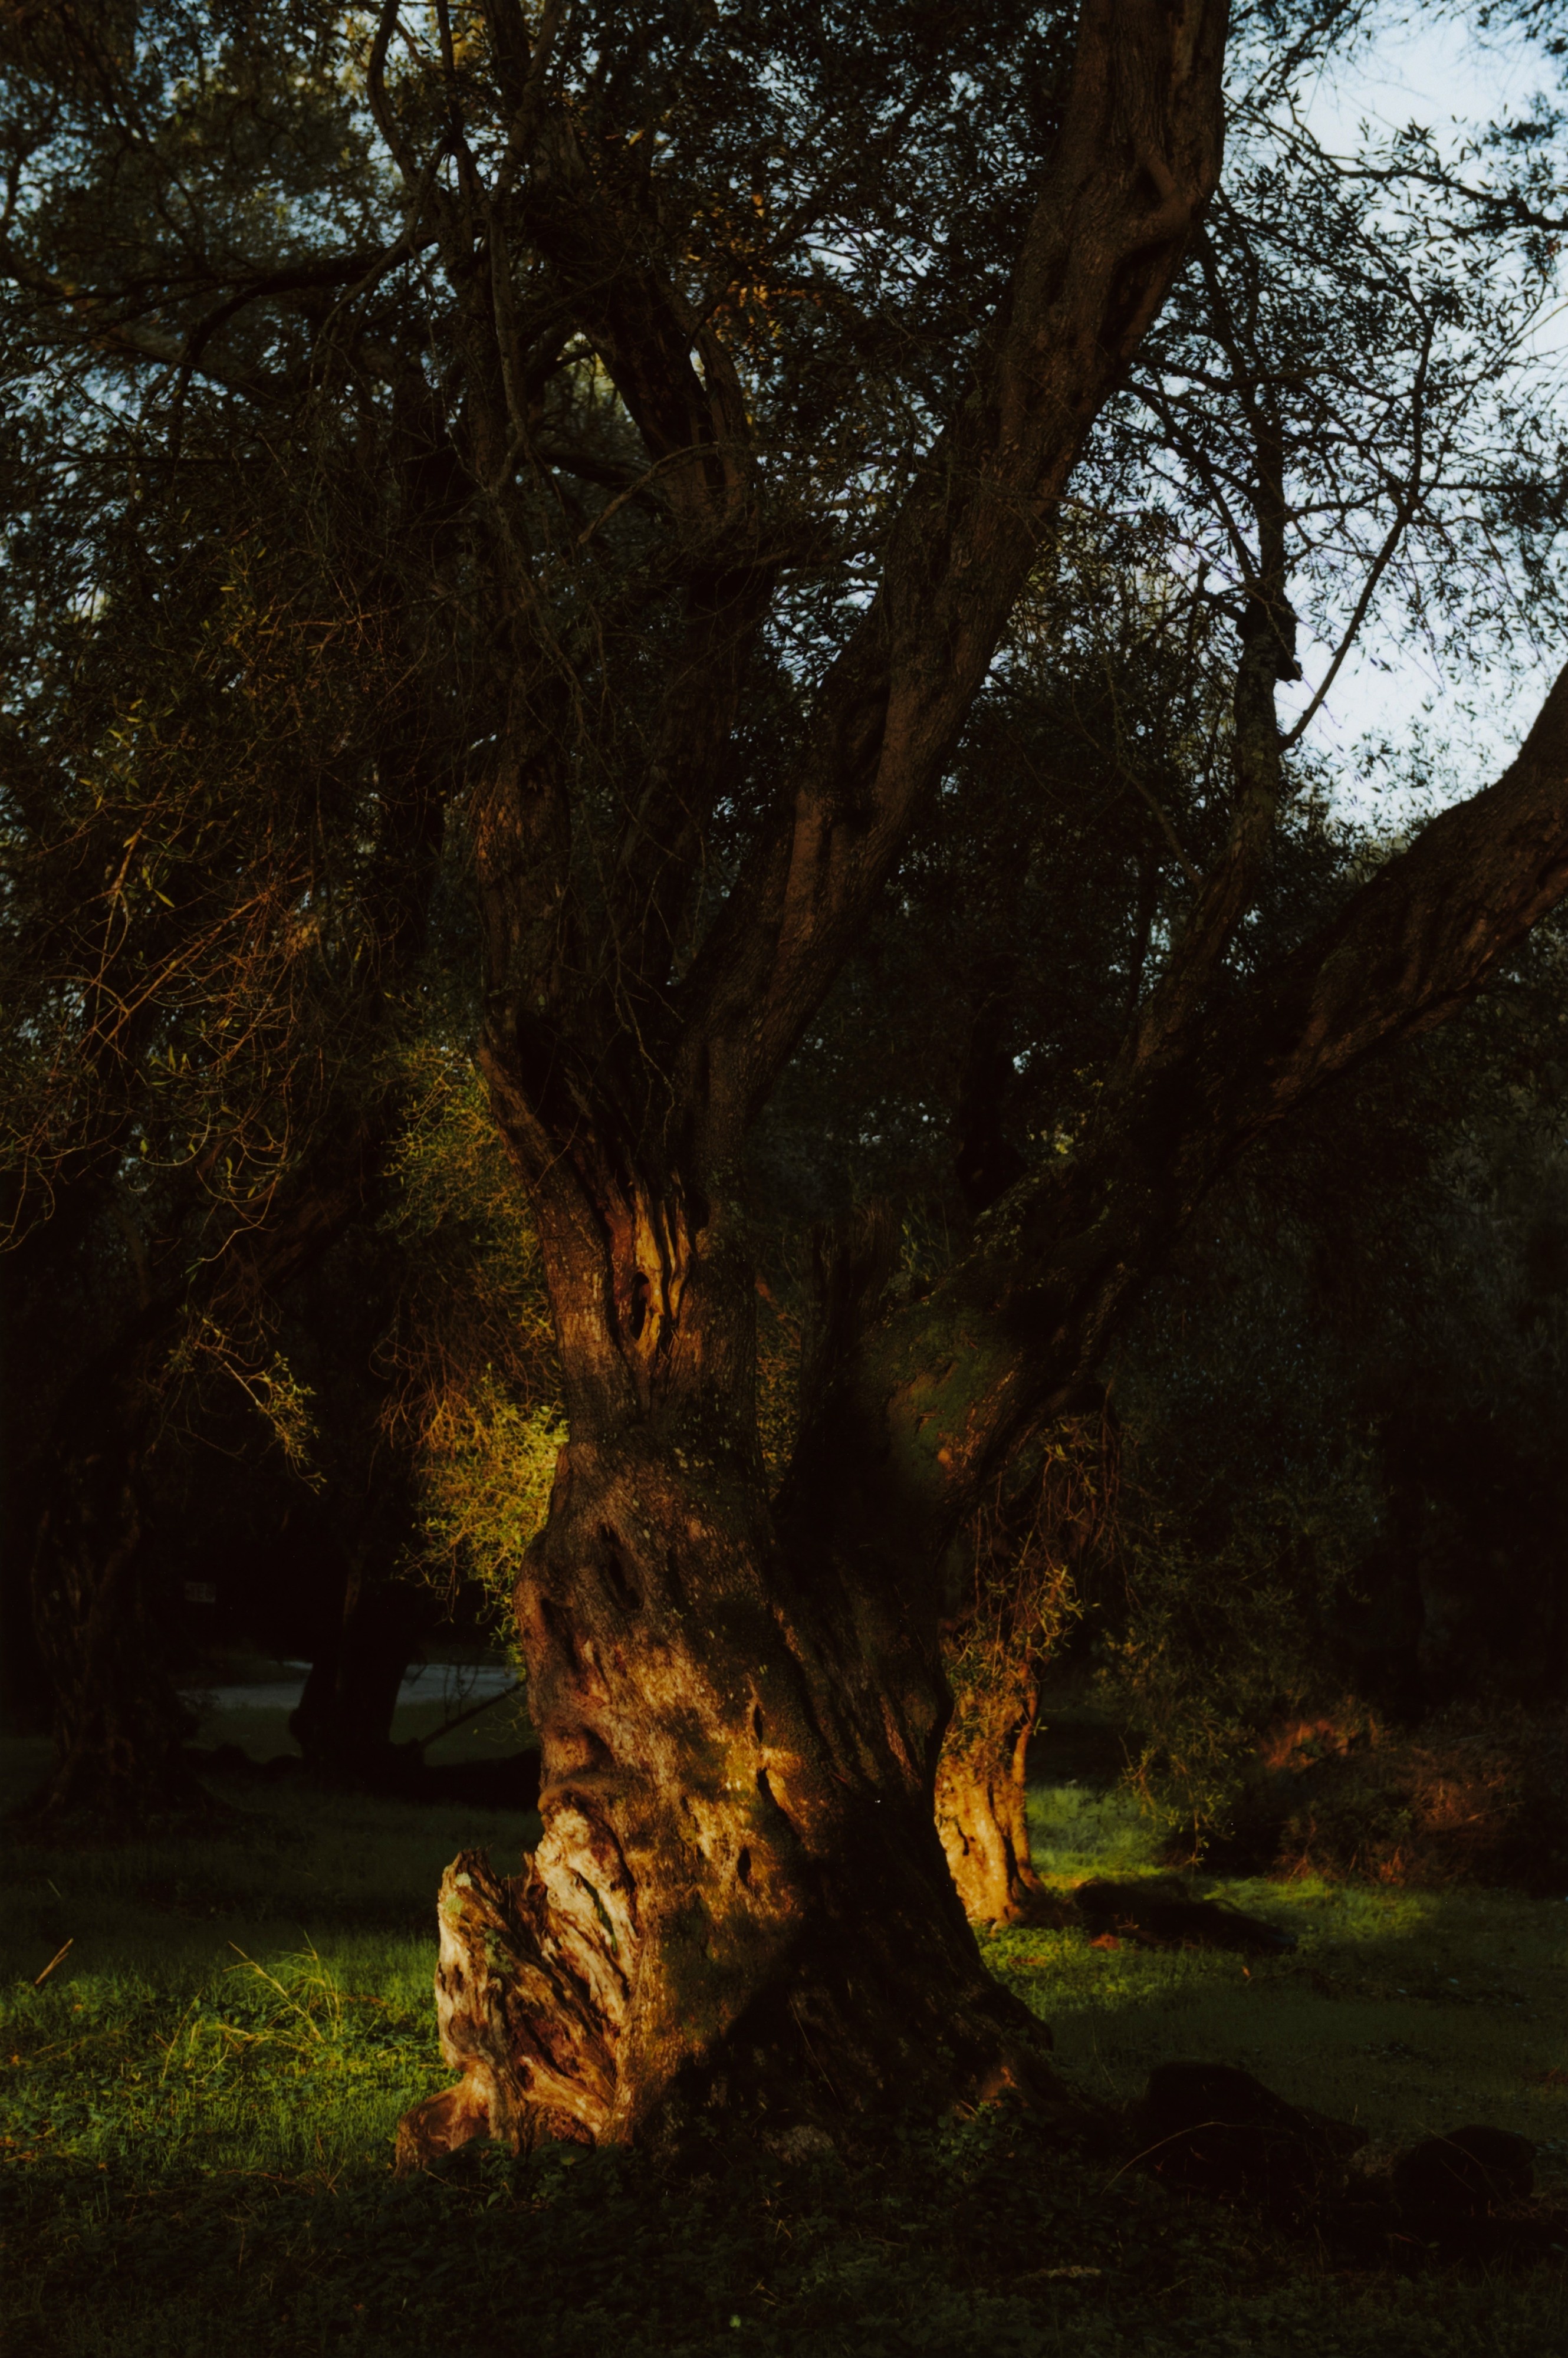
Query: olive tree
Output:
[[8, 0, 1568, 2153]]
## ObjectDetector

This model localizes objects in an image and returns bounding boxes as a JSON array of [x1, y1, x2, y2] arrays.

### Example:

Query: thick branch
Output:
[[675, 0, 1230, 1164], [522, 116, 752, 532]]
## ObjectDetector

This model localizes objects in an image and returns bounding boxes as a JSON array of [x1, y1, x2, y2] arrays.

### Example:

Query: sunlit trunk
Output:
[[397, 1168, 1070, 2160], [930, 1434, 1099, 1926], [936, 1669, 1048, 1926]]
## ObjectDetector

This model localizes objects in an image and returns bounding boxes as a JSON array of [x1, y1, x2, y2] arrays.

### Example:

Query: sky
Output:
[[1277, 7, 1567, 813]]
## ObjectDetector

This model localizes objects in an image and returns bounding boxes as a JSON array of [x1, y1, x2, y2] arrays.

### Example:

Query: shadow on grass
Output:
[[3, 1739, 1567, 2356], [1001, 1780, 1568, 2181]]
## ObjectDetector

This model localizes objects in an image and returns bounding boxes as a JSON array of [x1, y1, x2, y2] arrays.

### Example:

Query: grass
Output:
[[1016, 1781, 1568, 2168], [3, 1728, 1567, 2355]]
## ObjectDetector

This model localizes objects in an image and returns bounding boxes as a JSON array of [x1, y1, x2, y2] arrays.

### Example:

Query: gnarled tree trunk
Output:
[[397, 1178, 1076, 2162], [384, 0, 1568, 2156]]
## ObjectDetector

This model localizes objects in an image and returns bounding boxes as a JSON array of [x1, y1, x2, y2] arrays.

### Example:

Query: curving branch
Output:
[[670, 0, 1232, 1168]]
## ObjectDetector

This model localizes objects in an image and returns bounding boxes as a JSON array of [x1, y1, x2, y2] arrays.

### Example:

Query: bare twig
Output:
[[418, 1680, 524, 1750]]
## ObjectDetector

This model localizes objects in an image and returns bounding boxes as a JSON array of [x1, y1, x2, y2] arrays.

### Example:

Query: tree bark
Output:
[[935, 1675, 1048, 1928], [396, 1160, 1083, 2163], [397, 0, 1231, 2156], [395, 1472, 1070, 2157], [932, 1426, 1103, 1926]]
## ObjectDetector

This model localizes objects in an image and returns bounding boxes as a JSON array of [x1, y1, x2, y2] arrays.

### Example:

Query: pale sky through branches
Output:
[[1280, 7, 1566, 816]]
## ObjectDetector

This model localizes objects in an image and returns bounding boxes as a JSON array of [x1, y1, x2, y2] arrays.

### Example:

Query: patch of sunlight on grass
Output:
[[4, 1941, 446, 2179], [0, 1769, 542, 2192], [989, 1857, 1568, 2186], [1027, 1777, 1163, 1879]]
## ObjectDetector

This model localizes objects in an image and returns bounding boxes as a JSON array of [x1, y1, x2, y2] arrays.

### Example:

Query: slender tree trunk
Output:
[[397, 1178, 1075, 2163], [932, 1427, 1103, 1926]]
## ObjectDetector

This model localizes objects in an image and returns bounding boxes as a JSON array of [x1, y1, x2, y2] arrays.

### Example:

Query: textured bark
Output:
[[391, 1424, 1075, 2160], [932, 1432, 1098, 1929], [670, 0, 1234, 1157], [936, 1683, 1047, 1928], [396, 1205, 1079, 2162]]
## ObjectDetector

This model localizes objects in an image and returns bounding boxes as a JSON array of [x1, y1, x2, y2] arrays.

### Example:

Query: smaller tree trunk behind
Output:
[[936, 1669, 1048, 1925], [935, 1422, 1110, 1925]]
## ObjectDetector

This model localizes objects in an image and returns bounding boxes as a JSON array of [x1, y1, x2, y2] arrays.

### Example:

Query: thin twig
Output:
[[419, 1680, 524, 1750], [33, 1939, 73, 1987]]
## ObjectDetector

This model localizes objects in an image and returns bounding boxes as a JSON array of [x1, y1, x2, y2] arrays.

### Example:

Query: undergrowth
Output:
[[4, 1748, 1568, 2354]]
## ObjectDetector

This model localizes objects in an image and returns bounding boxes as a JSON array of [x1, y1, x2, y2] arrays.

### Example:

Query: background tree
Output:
[[1090, 910, 1568, 1849], [0, 309, 459, 1810]]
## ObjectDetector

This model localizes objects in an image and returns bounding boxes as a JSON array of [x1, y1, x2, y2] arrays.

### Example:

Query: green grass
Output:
[[1014, 1781, 1568, 2170], [3, 1739, 1567, 2355]]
